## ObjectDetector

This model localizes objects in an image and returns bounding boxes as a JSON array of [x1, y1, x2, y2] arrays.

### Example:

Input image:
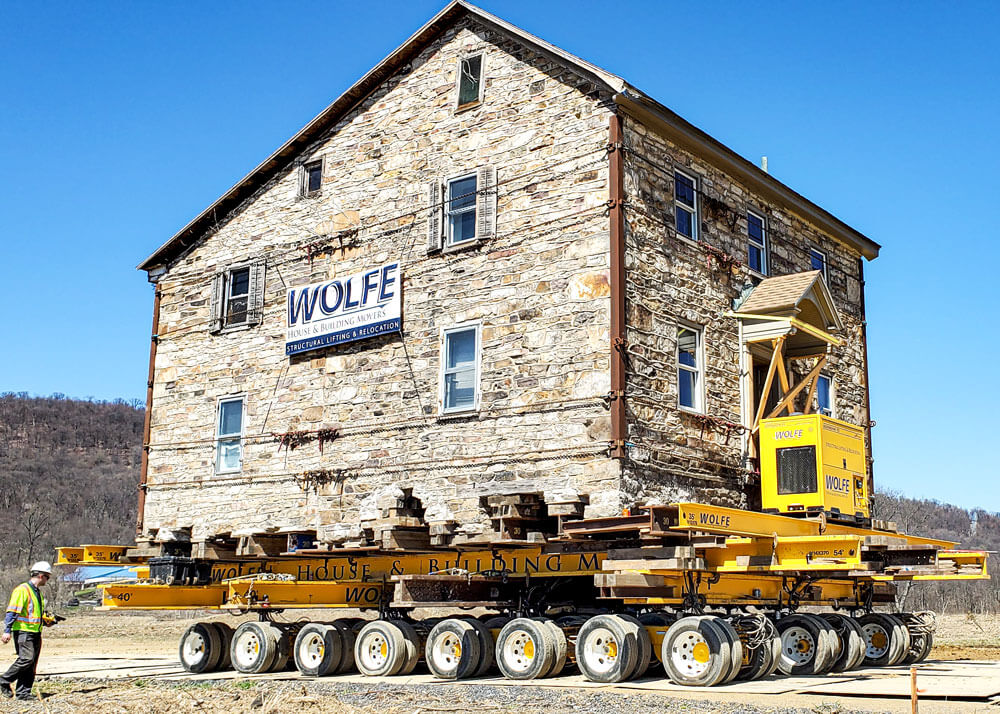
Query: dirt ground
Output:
[[0, 610, 996, 713]]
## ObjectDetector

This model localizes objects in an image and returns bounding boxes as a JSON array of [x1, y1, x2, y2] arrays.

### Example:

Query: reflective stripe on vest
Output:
[[10, 583, 43, 632]]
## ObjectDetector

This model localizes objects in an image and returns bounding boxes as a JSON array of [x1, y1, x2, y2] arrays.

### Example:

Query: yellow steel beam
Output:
[[99, 584, 227, 610], [224, 580, 386, 609], [702, 535, 864, 572], [673, 502, 957, 548], [56, 545, 130, 566], [56, 548, 84, 565]]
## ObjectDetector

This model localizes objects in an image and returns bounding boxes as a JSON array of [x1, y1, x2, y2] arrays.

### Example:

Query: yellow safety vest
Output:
[[7, 582, 45, 633]]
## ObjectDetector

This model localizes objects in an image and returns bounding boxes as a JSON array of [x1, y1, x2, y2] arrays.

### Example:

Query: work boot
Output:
[[1, 683, 12, 698]]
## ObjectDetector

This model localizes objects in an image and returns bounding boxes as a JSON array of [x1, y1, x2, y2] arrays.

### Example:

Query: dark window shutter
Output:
[[248, 261, 266, 326], [209, 273, 224, 333], [476, 165, 497, 240], [427, 180, 443, 252]]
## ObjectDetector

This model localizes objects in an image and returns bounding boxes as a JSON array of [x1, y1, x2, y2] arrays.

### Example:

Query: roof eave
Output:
[[613, 90, 881, 261], [138, 0, 626, 273]]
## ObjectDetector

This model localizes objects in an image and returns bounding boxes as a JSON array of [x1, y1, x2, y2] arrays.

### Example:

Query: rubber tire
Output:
[[661, 616, 729, 687], [821, 613, 864, 673], [617, 614, 652, 680], [463, 617, 496, 677], [425, 619, 481, 680], [294, 623, 343, 677], [325, 620, 356, 674], [710, 617, 744, 684], [179, 622, 223, 673], [496, 617, 556, 680], [211, 622, 234, 671], [395, 620, 421, 675], [913, 631, 934, 663], [800, 614, 838, 674], [857, 613, 900, 667], [355, 620, 410, 677], [884, 614, 911, 666], [231, 622, 280, 674], [575, 614, 640, 684], [541, 619, 568, 677], [765, 621, 783, 678], [775, 614, 831, 675]]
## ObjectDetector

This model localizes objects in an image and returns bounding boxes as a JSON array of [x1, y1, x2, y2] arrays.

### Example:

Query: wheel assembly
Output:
[[294, 623, 344, 677], [731, 615, 775, 681], [463, 617, 496, 676], [707, 616, 743, 684], [617, 614, 652, 679], [179, 622, 223, 673], [541, 619, 568, 677], [425, 619, 481, 680], [857, 613, 905, 667], [775, 614, 831, 675], [575, 614, 640, 683], [230, 621, 282, 674], [210, 622, 234, 671], [820, 613, 865, 672], [355, 620, 417, 677], [495, 617, 555, 680], [661, 616, 730, 686], [900, 612, 935, 664]]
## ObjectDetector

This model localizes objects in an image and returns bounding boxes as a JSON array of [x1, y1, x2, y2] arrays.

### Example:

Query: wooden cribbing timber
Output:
[[56, 496, 988, 686]]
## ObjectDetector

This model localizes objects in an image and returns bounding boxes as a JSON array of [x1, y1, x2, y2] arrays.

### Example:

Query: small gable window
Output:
[[674, 170, 698, 241], [747, 210, 768, 275], [300, 160, 323, 196], [457, 54, 483, 109], [810, 247, 828, 280]]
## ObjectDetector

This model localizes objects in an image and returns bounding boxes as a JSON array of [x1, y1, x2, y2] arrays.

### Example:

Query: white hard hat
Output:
[[30, 561, 52, 575]]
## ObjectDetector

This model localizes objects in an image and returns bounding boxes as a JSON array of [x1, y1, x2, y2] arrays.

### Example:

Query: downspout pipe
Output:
[[136, 280, 162, 537], [857, 257, 875, 497], [608, 113, 627, 459]]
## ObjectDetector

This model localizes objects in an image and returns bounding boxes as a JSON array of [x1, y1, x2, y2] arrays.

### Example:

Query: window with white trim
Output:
[[446, 174, 478, 246], [442, 324, 480, 413], [457, 54, 483, 109], [216, 397, 244, 473], [816, 375, 834, 417], [747, 210, 768, 275], [677, 325, 704, 412], [810, 248, 828, 280], [674, 170, 698, 240], [300, 159, 322, 197]]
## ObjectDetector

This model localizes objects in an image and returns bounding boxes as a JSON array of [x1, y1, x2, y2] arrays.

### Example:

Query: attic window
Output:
[[301, 160, 323, 196], [457, 55, 483, 108]]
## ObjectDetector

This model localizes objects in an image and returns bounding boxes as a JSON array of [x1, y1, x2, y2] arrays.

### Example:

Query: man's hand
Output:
[[1, 632, 10, 645]]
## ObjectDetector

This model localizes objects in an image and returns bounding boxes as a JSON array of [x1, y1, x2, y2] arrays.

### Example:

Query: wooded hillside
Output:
[[0, 393, 142, 595]]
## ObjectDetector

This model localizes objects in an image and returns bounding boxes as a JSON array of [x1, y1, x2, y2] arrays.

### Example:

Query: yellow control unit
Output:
[[759, 414, 869, 521]]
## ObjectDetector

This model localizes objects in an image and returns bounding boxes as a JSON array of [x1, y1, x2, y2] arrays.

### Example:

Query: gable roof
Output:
[[734, 270, 844, 333], [138, 0, 880, 272]]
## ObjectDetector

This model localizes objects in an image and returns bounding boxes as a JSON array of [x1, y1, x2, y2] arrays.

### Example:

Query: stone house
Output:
[[135, 1, 879, 546]]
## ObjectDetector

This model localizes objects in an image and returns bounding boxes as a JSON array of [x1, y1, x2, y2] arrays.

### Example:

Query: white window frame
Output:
[[300, 159, 323, 197], [676, 324, 705, 413], [215, 395, 245, 474], [223, 266, 251, 328], [445, 172, 478, 247], [747, 209, 768, 276], [673, 169, 699, 242], [440, 323, 481, 415], [456, 53, 485, 110], [815, 374, 835, 417], [810, 247, 828, 280]]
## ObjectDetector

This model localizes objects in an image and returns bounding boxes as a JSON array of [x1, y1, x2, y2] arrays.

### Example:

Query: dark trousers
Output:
[[0, 631, 41, 698]]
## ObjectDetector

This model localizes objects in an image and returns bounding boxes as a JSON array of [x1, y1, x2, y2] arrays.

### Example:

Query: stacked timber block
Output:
[[483, 492, 554, 542], [428, 520, 458, 547], [233, 529, 287, 557], [596, 546, 705, 599], [547, 494, 590, 533], [375, 489, 430, 550]]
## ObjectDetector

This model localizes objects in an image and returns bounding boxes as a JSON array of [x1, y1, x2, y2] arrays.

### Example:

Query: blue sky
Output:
[[1, 1, 997, 509]]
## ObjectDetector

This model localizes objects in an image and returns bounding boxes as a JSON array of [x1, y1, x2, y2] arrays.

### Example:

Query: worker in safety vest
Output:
[[0, 561, 54, 700]]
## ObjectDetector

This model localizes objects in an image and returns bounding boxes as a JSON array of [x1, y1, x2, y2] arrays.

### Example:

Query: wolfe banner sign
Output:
[[286, 262, 401, 355]]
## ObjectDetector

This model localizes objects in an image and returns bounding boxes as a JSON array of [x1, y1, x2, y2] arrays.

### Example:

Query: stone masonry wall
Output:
[[619, 114, 870, 511], [143, 18, 622, 542]]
